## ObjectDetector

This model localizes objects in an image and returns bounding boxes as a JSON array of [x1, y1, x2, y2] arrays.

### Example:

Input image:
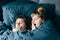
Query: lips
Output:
[[20, 26, 22, 30], [34, 24, 36, 26], [34, 24, 38, 29]]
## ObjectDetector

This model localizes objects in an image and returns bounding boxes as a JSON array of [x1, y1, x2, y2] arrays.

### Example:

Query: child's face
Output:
[[15, 18, 26, 30], [32, 14, 44, 28]]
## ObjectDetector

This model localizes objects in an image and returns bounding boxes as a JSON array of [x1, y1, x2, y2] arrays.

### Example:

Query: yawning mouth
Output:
[[20, 26, 22, 30], [34, 24, 36, 26], [34, 24, 38, 29]]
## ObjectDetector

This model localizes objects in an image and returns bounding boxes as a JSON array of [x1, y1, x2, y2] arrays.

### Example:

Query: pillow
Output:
[[2, 1, 38, 26], [2, 1, 55, 27]]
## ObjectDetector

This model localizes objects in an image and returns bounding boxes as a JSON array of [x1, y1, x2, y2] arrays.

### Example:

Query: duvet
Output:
[[0, 19, 60, 40]]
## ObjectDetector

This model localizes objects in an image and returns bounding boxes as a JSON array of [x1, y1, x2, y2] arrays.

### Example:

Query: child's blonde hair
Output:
[[31, 7, 47, 20]]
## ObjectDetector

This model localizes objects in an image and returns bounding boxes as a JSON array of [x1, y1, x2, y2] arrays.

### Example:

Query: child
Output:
[[12, 15, 31, 32], [0, 15, 31, 40], [31, 7, 47, 30]]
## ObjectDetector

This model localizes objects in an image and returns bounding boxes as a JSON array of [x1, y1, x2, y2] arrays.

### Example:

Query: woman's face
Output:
[[15, 18, 26, 30], [32, 14, 44, 28]]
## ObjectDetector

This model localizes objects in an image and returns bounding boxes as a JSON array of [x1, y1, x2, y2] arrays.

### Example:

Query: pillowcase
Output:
[[2, 1, 55, 27], [2, 1, 38, 27]]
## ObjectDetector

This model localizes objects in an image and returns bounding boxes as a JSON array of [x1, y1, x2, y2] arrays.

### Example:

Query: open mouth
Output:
[[34, 24, 36, 26], [20, 26, 22, 30], [34, 24, 38, 29]]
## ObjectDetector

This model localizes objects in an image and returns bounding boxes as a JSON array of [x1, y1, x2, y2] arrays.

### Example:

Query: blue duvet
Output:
[[0, 19, 60, 40]]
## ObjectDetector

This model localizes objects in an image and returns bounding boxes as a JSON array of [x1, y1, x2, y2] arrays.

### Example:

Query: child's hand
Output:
[[12, 26, 21, 32], [12, 28, 19, 32]]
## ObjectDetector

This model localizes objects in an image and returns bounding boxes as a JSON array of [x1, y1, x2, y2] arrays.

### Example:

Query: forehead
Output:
[[16, 18, 25, 22], [32, 14, 39, 18]]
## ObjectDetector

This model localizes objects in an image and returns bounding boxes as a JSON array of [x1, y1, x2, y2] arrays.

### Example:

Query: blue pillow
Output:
[[2, 1, 38, 26], [2, 1, 55, 27]]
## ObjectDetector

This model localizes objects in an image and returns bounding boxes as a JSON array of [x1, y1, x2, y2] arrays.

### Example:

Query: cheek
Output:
[[37, 19, 42, 23], [35, 20, 42, 27], [21, 24, 26, 29], [20, 23, 26, 27]]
